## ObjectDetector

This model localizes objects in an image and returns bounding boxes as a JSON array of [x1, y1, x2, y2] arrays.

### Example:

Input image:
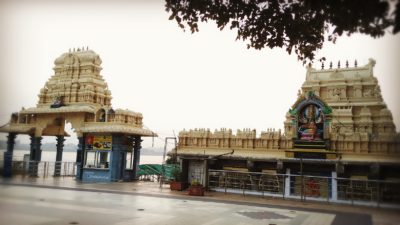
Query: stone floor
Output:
[[0, 176, 399, 225], [0, 185, 338, 225]]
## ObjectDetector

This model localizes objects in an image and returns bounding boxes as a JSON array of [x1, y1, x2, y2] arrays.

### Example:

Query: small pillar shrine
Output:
[[0, 47, 156, 182]]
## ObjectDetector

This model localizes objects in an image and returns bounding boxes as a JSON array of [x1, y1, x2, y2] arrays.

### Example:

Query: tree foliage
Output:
[[165, 0, 399, 63]]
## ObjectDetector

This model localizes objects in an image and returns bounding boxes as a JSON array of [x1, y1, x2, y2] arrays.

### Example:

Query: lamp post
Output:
[[160, 137, 177, 188]]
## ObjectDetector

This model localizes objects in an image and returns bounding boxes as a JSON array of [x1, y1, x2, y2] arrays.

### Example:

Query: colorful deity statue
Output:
[[298, 104, 323, 141]]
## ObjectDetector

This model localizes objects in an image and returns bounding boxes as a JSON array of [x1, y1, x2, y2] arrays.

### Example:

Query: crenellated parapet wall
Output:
[[178, 128, 292, 150], [178, 127, 399, 155], [329, 129, 400, 154], [259, 128, 282, 149]]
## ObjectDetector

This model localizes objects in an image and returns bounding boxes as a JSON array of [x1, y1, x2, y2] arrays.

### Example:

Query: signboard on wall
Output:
[[93, 136, 112, 150], [86, 135, 112, 150]]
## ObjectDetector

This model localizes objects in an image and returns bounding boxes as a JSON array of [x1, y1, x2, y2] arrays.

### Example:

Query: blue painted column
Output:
[[3, 133, 17, 177], [132, 136, 142, 180], [111, 134, 123, 181], [54, 135, 65, 176], [29, 135, 42, 176], [76, 136, 84, 180]]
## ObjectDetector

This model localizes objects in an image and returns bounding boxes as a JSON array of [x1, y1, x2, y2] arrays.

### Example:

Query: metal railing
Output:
[[336, 178, 400, 205], [209, 170, 285, 197], [288, 174, 331, 202], [7, 160, 76, 177], [208, 169, 400, 206]]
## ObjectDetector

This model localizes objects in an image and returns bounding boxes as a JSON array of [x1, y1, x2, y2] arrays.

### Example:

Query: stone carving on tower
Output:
[[38, 48, 112, 108], [298, 59, 399, 153], [0, 48, 154, 138]]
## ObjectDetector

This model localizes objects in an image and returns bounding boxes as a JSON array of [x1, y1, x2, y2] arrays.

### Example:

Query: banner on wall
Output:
[[93, 136, 112, 150], [85, 135, 112, 150]]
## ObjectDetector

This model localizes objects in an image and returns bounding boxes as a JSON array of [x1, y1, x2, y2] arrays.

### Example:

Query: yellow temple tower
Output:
[[0, 48, 155, 181]]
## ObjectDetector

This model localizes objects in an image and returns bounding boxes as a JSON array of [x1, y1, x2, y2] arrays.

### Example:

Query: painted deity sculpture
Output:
[[298, 104, 324, 141]]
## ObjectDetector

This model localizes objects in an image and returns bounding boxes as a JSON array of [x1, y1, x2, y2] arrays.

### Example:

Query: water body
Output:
[[0, 149, 163, 164]]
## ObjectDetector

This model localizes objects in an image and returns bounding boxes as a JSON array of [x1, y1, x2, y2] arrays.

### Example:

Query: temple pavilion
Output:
[[0, 47, 155, 182], [176, 59, 400, 189]]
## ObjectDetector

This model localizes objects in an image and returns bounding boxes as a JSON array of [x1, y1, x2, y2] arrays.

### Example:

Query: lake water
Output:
[[0, 149, 164, 165]]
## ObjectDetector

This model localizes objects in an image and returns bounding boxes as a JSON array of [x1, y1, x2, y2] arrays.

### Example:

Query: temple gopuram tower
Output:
[[176, 59, 400, 188], [298, 59, 398, 154], [0, 48, 155, 182]]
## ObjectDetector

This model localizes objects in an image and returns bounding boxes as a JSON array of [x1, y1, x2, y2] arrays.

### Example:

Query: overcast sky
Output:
[[0, 0, 399, 149]]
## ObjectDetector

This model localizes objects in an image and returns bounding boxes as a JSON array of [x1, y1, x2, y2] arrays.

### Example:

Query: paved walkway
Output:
[[0, 176, 399, 225]]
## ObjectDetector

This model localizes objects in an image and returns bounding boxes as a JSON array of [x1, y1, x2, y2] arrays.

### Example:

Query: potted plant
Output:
[[170, 166, 187, 191], [188, 179, 205, 196]]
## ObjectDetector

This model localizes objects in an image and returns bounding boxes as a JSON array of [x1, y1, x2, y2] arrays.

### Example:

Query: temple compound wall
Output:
[[1, 48, 155, 181], [176, 59, 400, 187]]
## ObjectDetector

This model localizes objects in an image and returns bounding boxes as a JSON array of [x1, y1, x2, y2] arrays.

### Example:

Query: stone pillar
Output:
[[3, 133, 17, 177], [331, 171, 338, 201], [284, 168, 291, 198], [29, 135, 42, 176], [132, 136, 142, 180], [30, 135, 43, 161], [76, 136, 84, 179], [54, 135, 65, 176], [111, 134, 123, 181]]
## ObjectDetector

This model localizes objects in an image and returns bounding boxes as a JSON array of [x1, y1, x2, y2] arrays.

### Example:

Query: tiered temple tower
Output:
[[38, 48, 112, 108], [1, 48, 155, 181], [299, 59, 398, 154]]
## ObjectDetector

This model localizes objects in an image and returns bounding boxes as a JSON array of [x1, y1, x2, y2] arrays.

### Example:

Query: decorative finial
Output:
[[338, 60, 341, 68], [329, 61, 332, 69], [346, 60, 349, 68], [355, 59, 358, 67], [321, 62, 324, 70]]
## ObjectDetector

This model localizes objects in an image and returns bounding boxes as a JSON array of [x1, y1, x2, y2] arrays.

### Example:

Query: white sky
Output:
[[0, 0, 399, 149]]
